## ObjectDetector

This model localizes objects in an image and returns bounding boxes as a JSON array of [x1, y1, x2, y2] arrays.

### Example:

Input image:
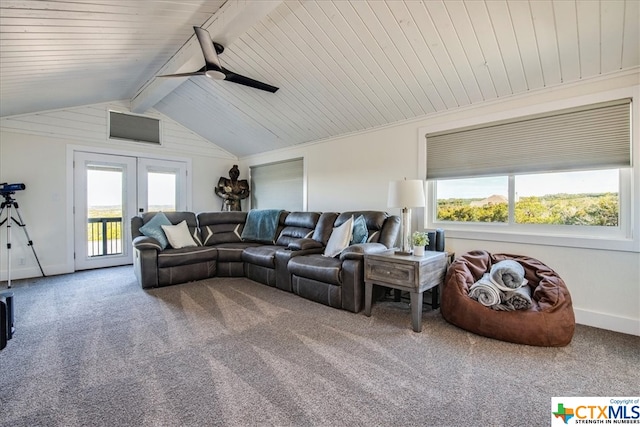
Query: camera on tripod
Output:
[[0, 183, 26, 196], [1, 181, 45, 290]]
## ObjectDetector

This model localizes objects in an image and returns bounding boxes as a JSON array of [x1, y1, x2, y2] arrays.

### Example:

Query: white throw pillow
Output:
[[323, 216, 354, 258], [161, 220, 197, 249]]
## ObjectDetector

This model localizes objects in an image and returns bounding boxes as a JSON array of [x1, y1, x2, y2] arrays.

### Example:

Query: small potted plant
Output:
[[412, 231, 429, 256]]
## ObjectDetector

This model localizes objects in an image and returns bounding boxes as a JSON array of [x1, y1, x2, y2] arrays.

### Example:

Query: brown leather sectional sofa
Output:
[[131, 210, 400, 313]]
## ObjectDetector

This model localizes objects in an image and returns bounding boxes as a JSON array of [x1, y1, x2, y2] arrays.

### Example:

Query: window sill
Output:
[[437, 227, 639, 253]]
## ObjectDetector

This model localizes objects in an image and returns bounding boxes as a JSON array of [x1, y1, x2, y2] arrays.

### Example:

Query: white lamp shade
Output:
[[387, 179, 426, 208]]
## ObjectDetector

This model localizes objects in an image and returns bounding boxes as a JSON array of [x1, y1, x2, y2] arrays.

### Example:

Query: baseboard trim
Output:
[[0, 264, 71, 282], [575, 308, 640, 336]]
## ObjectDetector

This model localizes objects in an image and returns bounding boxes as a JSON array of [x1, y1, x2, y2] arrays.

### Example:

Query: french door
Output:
[[137, 158, 187, 214], [73, 151, 187, 270]]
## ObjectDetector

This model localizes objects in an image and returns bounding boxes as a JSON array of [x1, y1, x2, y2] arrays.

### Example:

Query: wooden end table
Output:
[[364, 250, 448, 332]]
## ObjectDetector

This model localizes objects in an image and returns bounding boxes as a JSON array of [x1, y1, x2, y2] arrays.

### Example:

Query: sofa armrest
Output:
[[132, 235, 162, 251], [340, 243, 389, 261], [288, 238, 324, 251], [133, 244, 159, 289]]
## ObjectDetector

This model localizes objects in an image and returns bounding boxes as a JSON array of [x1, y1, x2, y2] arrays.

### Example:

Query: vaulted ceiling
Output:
[[1, 0, 638, 157]]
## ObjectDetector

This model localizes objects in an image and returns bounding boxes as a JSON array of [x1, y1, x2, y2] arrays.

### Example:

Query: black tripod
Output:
[[0, 192, 45, 288]]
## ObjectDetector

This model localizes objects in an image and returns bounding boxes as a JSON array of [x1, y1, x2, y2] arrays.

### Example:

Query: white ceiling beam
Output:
[[130, 0, 282, 114]]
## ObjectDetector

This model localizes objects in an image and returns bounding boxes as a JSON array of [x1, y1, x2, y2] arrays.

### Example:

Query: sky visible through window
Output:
[[437, 169, 619, 199], [88, 169, 122, 206], [87, 169, 176, 207]]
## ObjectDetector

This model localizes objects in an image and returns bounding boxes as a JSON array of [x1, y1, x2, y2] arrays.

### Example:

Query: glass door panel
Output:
[[137, 158, 187, 214], [74, 152, 136, 270], [87, 165, 124, 257], [147, 171, 177, 212]]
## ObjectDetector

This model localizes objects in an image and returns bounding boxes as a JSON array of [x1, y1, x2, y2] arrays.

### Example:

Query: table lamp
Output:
[[388, 178, 426, 255]]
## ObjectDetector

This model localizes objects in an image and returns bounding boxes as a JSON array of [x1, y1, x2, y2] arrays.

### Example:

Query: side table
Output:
[[364, 250, 448, 332]]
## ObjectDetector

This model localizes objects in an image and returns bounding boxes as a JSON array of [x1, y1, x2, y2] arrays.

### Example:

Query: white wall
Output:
[[240, 72, 640, 336], [0, 101, 239, 280]]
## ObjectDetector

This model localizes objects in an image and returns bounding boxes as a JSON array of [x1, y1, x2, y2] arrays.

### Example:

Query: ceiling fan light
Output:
[[205, 70, 226, 80]]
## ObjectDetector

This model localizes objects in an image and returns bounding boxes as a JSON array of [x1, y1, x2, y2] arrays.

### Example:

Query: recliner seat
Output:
[[242, 211, 322, 290], [287, 211, 401, 313], [132, 211, 216, 288]]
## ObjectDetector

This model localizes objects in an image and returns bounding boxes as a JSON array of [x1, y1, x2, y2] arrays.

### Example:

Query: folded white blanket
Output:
[[468, 274, 502, 306], [469, 268, 532, 311], [489, 260, 526, 291]]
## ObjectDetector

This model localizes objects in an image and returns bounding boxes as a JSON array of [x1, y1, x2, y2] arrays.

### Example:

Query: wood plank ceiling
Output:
[[1, 0, 638, 157]]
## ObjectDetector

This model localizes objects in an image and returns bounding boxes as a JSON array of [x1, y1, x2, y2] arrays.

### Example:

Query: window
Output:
[[436, 176, 508, 223], [250, 158, 304, 211], [146, 171, 177, 212], [435, 169, 620, 227], [514, 170, 619, 226], [424, 98, 633, 248]]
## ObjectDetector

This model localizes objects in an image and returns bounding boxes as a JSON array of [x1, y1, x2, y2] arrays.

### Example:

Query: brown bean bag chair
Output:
[[441, 250, 575, 346]]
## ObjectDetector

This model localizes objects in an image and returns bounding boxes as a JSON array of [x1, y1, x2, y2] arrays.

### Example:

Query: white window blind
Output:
[[250, 158, 303, 211], [426, 98, 631, 180]]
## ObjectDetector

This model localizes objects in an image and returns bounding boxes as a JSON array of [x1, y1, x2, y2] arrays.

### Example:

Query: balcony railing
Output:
[[88, 217, 122, 257]]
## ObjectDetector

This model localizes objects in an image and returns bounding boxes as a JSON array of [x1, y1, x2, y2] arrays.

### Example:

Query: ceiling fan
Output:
[[158, 26, 279, 93]]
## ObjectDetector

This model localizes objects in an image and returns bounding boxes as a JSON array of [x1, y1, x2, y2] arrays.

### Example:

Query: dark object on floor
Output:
[[441, 250, 575, 346], [1, 291, 15, 350]]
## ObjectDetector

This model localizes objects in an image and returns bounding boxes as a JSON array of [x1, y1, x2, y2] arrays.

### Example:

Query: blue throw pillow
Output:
[[139, 212, 171, 249], [351, 215, 368, 244]]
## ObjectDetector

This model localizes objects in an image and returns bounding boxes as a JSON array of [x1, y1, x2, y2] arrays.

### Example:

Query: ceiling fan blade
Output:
[[224, 71, 279, 93], [157, 27, 278, 93], [157, 71, 206, 78], [193, 26, 222, 71]]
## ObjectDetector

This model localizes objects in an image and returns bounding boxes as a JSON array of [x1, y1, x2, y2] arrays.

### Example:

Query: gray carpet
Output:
[[1, 266, 638, 427]]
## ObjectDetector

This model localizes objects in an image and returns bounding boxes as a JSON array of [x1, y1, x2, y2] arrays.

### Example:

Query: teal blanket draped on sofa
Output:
[[241, 209, 283, 243]]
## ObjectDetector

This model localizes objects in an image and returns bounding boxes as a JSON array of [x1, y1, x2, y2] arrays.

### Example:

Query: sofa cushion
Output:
[[215, 242, 262, 262], [162, 220, 198, 249], [157, 246, 217, 268], [311, 212, 339, 245], [275, 211, 320, 247], [139, 212, 171, 249], [335, 211, 387, 243], [242, 245, 281, 268], [338, 211, 400, 247], [323, 216, 353, 257], [198, 211, 246, 246], [288, 255, 343, 286]]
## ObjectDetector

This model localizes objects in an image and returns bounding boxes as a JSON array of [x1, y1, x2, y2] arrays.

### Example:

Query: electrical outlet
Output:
[[18, 258, 26, 266]]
